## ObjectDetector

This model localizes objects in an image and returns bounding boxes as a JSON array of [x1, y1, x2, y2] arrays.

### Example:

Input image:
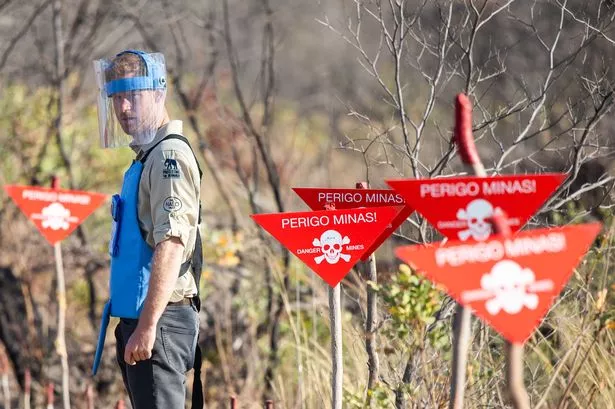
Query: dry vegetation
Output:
[[0, 0, 614, 408]]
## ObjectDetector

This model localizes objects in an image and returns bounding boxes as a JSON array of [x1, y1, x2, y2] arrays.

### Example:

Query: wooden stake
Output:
[[322, 202, 343, 409], [490, 211, 530, 409], [51, 176, 70, 409], [329, 284, 342, 409]]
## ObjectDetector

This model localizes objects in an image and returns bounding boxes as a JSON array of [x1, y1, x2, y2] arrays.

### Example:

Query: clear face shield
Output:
[[93, 50, 167, 148]]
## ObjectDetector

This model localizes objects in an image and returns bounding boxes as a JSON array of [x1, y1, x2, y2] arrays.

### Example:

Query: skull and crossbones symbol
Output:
[[456, 199, 499, 241], [313, 230, 351, 264], [480, 260, 540, 315], [461, 260, 555, 315], [37, 202, 76, 231]]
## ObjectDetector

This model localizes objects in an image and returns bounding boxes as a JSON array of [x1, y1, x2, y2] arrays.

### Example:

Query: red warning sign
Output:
[[293, 187, 413, 259], [4, 185, 107, 245], [252, 206, 400, 287], [395, 223, 601, 343], [387, 174, 566, 241]]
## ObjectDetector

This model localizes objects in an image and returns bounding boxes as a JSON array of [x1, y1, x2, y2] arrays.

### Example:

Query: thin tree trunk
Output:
[[365, 253, 379, 405], [329, 284, 342, 409], [356, 181, 380, 405], [395, 352, 421, 409], [51, 0, 71, 404]]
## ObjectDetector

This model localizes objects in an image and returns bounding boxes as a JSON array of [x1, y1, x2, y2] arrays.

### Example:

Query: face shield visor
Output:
[[93, 50, 167, 148]]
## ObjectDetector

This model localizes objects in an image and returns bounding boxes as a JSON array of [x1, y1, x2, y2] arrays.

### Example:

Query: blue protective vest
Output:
[[93, 134, 204, 381], [108, 160, 154, 318], [92, 160, 153, 374]]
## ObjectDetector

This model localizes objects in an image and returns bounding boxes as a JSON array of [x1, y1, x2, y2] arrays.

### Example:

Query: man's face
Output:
[[111, 89, 161, 142]]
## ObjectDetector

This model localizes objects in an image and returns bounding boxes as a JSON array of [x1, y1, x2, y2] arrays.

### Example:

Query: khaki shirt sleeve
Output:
[[146, 142, 200, 247]]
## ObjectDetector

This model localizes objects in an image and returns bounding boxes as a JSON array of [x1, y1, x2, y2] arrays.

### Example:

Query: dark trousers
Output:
[[115, 304, 199, 409]]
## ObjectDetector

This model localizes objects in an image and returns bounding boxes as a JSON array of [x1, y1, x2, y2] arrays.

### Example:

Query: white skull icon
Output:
[[312, 230, 351, 264], [40, 202, 72, 230], [456, 199, 498, 241], [481, 260, 539, 315]]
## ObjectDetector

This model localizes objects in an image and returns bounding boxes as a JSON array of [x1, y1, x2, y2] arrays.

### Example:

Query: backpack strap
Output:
[[139, 134, 204, 280], [140, 133, 205, 409]]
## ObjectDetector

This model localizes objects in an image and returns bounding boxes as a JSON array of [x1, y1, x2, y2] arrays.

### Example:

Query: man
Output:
[[92, 50, 204, 409]]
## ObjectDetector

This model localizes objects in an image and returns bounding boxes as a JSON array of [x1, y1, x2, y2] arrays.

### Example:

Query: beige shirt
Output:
[[131, 120, 200, 301]]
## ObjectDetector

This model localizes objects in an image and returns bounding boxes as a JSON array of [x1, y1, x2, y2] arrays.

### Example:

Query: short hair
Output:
[[105, 52, 147, 82]]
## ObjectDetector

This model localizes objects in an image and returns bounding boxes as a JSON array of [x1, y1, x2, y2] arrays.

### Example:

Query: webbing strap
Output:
[[139, 133, 205, 407], [191, 345, 204, 409]]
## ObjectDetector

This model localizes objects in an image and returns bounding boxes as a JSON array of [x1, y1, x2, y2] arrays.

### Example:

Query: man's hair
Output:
[[105, 52, 147, 82]]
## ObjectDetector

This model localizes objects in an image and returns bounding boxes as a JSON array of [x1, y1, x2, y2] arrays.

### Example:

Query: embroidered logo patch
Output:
[[163, 158, 180, 178], [163, 196, 182, 212]]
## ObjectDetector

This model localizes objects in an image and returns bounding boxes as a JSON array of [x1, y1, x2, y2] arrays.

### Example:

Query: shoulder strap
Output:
[[141, 133, 205, 409], [140, 134, 203, 180], [139, 133, 204, 294]]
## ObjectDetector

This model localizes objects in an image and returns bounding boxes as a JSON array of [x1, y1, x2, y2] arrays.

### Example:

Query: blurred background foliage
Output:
[[0, 0, 614, 408]]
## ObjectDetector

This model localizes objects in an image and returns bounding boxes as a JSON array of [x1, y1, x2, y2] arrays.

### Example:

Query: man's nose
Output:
[[120, 97, 132, 112]]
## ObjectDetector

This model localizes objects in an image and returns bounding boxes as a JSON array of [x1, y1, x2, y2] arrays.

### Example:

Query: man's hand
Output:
[[124, 324, 157, 365]]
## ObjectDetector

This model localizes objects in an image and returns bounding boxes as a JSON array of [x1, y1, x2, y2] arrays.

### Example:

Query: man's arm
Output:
[[123, 237, 184, 365]]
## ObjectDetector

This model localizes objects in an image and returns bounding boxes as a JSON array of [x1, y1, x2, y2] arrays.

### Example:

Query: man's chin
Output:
[[119, 122, 136, 135]]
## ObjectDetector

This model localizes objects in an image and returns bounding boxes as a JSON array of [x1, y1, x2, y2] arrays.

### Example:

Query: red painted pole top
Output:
[[455, 94, 480, 167], [51, 175, 60, 190], [47, 382, 54, 405]]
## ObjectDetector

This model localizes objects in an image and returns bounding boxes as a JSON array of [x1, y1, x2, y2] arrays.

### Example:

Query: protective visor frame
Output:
[[94, 50, 167, 148], [104, 50, 167, 96]]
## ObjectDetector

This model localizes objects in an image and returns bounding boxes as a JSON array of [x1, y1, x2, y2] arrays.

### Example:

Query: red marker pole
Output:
[[490, 212, 530, 409], [450, 94, 482, 409], [24, 369, 31, 409], [85, 383, 94, 409], [0, 350, 10, 409], [51, 176, 71, 409], [46, 383, 54, 409], [452, 95, 530, 409]]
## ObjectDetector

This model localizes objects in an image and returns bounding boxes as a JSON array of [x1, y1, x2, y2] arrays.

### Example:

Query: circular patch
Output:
[[163, 196, 183, 212]]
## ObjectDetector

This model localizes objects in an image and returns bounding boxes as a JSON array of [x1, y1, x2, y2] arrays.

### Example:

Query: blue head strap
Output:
[[105, 50, 166, 96]]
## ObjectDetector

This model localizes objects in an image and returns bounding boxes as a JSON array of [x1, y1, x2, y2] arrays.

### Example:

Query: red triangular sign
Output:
[[293, 187, 413, 260], [387, 174, 566, 241], [252, 206, 400, 287], [4, 185, 108, 245], [395, 223, 601, 343]]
